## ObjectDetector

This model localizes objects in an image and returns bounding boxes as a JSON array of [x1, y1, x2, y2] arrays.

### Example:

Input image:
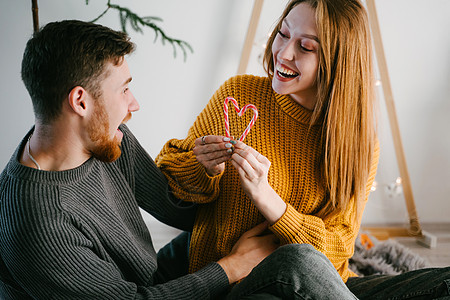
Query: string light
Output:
[[371, 181, 378, 192], [371, 177, 403, 198]]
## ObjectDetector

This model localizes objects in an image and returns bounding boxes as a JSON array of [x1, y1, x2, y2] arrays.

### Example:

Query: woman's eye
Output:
[[300, 41, 315, 52], [123, 88, 129, 94], [277, 30, 288, 38], [301, 46, 313, 52]]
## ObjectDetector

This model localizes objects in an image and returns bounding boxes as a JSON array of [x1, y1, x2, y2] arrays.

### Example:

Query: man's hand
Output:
[[217, 221, 279, 284]]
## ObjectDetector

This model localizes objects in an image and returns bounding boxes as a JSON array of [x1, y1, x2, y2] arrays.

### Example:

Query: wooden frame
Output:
[[237, 0, 265, 75], [363, 0, 422, 239], [237, 0, 425, 241]]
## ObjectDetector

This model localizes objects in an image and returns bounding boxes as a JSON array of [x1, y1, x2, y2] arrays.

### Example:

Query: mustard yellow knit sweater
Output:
[[155, 75, 379, 282]]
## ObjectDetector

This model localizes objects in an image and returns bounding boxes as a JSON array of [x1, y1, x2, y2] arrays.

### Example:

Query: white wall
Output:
[[1, 0, 449, 249], [362, 0, 450, 225]]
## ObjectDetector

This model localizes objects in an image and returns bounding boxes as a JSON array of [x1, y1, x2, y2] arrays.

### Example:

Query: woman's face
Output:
[[271, 3, 319, 110]]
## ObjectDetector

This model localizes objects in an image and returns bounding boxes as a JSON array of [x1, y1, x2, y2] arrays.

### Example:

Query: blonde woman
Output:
[[156, 0, 450, 298]]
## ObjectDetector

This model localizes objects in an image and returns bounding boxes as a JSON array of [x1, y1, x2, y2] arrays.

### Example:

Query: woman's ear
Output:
[[68, 86, 89, 117]]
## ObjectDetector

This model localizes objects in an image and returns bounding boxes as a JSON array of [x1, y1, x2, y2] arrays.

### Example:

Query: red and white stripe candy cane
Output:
[[223, 97, 258, 141]]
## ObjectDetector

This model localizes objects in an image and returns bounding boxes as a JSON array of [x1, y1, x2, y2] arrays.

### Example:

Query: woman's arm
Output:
[[154, 78, 238, 204], [231, 140, 380, 280]]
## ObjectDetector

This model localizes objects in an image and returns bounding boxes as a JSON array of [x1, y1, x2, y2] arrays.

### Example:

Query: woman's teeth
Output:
[[277, 65, 299, 78]]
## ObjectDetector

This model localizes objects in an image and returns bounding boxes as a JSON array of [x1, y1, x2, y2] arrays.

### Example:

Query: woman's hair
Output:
[[263, 0, 376, 220]]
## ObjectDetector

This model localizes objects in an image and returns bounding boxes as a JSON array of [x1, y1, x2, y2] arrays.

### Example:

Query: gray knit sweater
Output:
[[0, 125, 229, 299]]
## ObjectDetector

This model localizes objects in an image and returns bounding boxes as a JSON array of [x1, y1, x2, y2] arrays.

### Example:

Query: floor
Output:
[[361, 223, 450, 268], [392, 223, 450, 268]]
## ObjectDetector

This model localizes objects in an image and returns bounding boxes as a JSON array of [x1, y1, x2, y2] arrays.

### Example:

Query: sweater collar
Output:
[[7, 127, 96, 185], [274, 92, 323, 126]]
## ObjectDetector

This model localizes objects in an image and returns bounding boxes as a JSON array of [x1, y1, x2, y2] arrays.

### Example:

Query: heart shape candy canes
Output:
[[223, 97, 258, 141]]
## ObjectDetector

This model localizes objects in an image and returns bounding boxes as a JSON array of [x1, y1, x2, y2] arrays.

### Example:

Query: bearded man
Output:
[[0, 20, 279, 299]]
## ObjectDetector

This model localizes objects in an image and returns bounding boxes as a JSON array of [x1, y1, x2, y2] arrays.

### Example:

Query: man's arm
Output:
[[1, 213, 226, 299], [1, 202, 277, 299], [117, 124, 197, 231]]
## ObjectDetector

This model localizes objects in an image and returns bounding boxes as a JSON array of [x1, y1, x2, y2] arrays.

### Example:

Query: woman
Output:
[[156, 0, 449, 298]]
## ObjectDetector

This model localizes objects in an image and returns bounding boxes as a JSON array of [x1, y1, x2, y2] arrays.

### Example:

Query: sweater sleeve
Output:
[[154, 78, 237, 203], [0, 183, 228, 300], [118, 125, 198, 231], [269, 143, 380, 282]]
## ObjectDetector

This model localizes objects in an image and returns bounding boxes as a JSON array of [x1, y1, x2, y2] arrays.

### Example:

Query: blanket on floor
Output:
[[349, 235, 428, 276]]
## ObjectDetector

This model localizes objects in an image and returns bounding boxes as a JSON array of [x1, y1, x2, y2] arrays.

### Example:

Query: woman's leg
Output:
[[227, 243, 357, 300], [346, 267, 450, 299]]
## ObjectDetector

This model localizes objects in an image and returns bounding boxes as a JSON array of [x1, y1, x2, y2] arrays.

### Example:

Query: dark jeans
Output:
[[226, 243, 356, 299], [157, 232, 450, 299], [154, 231, 191, 284], [346, 268, 450, 300]]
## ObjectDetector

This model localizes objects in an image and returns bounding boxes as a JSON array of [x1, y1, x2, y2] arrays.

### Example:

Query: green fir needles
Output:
[[88, 0, 193, 60]]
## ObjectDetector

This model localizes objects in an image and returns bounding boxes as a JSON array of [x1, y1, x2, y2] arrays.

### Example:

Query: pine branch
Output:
[[88, 0, 193, 61]]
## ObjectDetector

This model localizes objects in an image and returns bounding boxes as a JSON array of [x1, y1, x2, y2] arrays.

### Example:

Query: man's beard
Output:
[[86, 100, 122, 163]]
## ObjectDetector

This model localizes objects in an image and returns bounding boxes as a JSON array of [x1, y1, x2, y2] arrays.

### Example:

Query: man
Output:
[[0, 20, 279, 299]]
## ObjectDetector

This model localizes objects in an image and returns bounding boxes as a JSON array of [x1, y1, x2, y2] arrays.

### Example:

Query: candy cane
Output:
[[224, 97, 258, 141]]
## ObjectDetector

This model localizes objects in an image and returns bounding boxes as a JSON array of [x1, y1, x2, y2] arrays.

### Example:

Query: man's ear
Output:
[[68, 86, 90, 117]]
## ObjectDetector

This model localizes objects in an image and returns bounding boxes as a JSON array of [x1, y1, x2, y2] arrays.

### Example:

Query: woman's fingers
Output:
[[194, 136, 270, 179], [193, 136, 233, 157], [231, 142, 270, 180], [193, 135, 236, 176], [231, 151, 258, 180], [230, 159, 251, 181], [194, 135, 229, 147], [195, 147, 232, 161], [234, 141, 270, 165]]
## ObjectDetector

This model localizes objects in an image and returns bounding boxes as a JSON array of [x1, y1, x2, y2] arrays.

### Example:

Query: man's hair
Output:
[[21, 20, 135, 123]]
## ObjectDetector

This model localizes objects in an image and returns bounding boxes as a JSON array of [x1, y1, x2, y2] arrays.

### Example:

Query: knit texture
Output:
[[156, 75, 379, 283], [0, 125, 229, 299]]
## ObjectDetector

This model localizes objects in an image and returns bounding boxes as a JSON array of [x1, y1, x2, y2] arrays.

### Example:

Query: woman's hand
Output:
[[231, 141, 287, 224], [193, 135, 235, 176], [230, 141, 271, 198]]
